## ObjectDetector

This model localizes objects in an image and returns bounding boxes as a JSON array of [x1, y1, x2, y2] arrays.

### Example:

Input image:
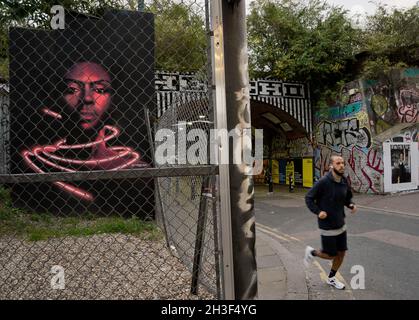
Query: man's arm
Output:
[[345, 187, 354, 208], [305, 180, 322, 215], [345, 187, 357, 213]]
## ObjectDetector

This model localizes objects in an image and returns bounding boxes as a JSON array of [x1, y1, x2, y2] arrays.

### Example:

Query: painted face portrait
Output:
[[63, 62, 112, 130], [10, 11, 155, 216], [20, 61, 149, 201]]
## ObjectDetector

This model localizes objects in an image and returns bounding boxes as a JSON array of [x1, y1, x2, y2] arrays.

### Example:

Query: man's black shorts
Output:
[[321, 231, 348, 257]]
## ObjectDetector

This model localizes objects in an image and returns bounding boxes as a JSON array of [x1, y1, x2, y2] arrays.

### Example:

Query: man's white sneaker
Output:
[[326, 277, 345, 290], [303, 246, 314, 268]]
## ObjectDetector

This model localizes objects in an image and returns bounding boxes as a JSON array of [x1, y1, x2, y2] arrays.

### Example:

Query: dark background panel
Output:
[[293, 158, 303, 186]]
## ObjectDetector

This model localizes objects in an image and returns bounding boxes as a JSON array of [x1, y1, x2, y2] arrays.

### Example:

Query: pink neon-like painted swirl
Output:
[[22, 117, 142, 201]]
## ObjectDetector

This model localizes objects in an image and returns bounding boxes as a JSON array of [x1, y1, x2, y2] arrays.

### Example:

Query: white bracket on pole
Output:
[[210, 0, 235, 300]]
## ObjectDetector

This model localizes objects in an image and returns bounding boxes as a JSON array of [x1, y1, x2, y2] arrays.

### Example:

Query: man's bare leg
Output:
[[312, 250, 334, 260], [311, 250, 346, 288], [331, 251, 346, 272], [313, 250, 346, 272]]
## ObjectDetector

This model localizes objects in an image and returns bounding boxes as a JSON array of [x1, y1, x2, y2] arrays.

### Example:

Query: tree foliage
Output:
[[359, 3, 419, 79], [0, 0, 125, 80], [248, 0, 419, 107], [0, 0, 207, 79], [247, 0, 360, 105], [148, 0, 207, 72]]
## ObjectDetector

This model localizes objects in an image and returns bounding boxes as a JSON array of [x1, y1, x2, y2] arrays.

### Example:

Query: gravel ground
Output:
[[0, 233, 216, 300]]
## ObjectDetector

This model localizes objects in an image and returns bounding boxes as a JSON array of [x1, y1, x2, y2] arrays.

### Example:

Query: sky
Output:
[[245, 0, 418, 27], [246, 0, 418, 16], [326, 0, 418, 15]]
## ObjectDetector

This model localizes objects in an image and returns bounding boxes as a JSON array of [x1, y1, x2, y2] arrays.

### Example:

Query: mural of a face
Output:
[[64, 62, 112, 130]]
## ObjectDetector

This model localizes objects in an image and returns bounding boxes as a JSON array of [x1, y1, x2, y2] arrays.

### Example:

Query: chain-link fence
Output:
[[0, 82, 9, 175], [0, 0, 222, 300]]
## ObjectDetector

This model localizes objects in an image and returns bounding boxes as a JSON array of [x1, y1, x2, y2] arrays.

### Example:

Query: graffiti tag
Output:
[[317, 118, 372, 150], [397, 89, 419, 123]]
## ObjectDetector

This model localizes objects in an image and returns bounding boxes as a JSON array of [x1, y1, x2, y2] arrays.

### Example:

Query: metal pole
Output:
[[210, 0, 235, 300], [222, 0, 258, 299], [210, 175, 222, 299], [205, 0, 222, 300], [144, 107, 171, 250], [190, 176, 209, 295], [137, 0, 144, 12]]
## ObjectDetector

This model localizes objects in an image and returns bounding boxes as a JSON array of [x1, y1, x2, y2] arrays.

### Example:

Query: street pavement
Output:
[[255, 184, 419, 300]]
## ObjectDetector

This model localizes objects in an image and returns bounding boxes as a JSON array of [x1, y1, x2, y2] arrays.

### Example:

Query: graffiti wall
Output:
[[394, 69, 419, 124], [314, 80, 383, 193], [314, 68, 419, 193], [364, 68, 419, 136], [271, 135, 313, 159]]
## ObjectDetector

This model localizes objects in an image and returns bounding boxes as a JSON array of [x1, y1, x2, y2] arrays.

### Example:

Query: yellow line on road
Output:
[[315, 261, 354, 299], [258, 222, 355, 299], [313, 260, 329, 282], [256, 224, 290, 242], [256, 223, 300, 242]]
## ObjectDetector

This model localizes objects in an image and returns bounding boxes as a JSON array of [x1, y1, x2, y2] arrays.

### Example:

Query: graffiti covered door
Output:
[[383, 142, 418, 192]]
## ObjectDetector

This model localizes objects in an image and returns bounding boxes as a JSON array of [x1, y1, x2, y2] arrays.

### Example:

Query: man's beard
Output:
[[333, 168, 344, 177]]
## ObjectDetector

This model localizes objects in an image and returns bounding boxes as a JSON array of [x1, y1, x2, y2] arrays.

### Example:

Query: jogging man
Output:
[[304, 155, 357, 290]]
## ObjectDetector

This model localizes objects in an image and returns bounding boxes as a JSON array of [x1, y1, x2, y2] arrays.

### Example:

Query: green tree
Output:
[[0, 0, 124, 80], [359, 3, 419, 79], [247, 0, 361, 105], [0, 0, 207, 79], [148, 0, 207, 72]]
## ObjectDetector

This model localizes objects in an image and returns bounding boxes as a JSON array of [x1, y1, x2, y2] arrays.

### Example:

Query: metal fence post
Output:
[[221, 0, 258, 300], [210, 0, 235, 300]]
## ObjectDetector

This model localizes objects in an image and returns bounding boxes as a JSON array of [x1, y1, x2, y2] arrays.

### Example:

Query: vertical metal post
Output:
[[222, 0, 258, 299], [210, 0, 235, 300], [211, 175, 222, 299], [190, 176, 209, 295], [205, 0, 222, 299], [137, 0, 144, 12], [144, 107, 171, 250]]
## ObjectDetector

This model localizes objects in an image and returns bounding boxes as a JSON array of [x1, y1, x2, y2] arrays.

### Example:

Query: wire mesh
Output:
[[0, 82, 9, 175], [154, 92, 220, 297], [0, 0, 221, 300]]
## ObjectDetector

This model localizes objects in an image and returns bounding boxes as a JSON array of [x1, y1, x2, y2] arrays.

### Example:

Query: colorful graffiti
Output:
[[365, 68, 419, 136], [343, 147, 383, 193], [314, 80, 382, 193], [364, 80, 396, 136], [316, 118, 372, 150], [395, 69, 419, 124], [314, 69, 419, 193], [390, 125, 419, 143], [315, 101, 362, 120], [396, 89, 419, 123], [315, 140, 383, 193]]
